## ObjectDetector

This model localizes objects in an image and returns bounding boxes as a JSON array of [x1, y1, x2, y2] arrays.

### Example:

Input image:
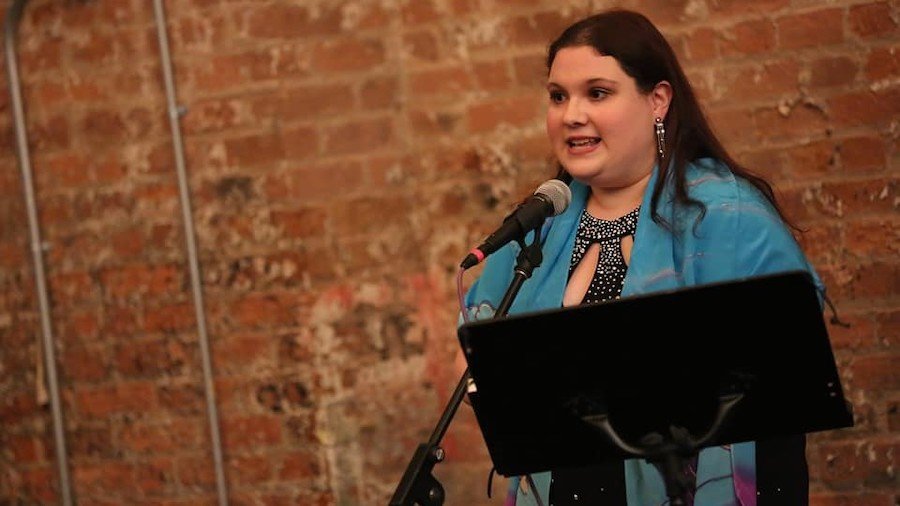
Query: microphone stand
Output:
[[389, 226, 546, 505]]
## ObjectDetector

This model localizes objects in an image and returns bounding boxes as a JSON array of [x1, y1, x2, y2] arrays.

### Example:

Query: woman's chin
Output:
[[561, 160, 606, 182]]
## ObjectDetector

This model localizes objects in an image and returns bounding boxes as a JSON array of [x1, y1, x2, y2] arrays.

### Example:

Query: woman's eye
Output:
[[589, 88, 609, 99], [549, 91, 566, 103]]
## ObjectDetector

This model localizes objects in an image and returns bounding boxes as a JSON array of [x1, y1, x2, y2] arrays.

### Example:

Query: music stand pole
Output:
[[580, 389, 745, 504], [389, 231, 545, 505]]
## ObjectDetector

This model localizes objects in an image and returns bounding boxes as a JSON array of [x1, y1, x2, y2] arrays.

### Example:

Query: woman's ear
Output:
[[650, 80, 673, 119]]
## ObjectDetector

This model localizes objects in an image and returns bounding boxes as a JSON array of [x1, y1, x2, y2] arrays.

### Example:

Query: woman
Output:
[[463, 9, 820, 506]]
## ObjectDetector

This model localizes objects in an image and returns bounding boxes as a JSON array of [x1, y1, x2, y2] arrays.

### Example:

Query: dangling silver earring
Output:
[[655, 117, 666, 158]]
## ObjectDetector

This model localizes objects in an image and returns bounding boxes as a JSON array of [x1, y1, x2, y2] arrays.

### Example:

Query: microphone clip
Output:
[[512, 221, 546, 279]]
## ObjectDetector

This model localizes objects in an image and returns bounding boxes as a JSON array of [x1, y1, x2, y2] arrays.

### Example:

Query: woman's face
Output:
[[546, 46, 667, 189]]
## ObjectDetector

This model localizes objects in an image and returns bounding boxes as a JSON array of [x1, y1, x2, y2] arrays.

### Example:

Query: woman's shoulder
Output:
[[684, 157, 734, 195], [685, 157, 772, 209], [679, 158, 790, 243]]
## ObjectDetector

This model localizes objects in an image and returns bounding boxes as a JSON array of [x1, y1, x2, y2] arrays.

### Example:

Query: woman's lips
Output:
[[566, 136, 601, 155]]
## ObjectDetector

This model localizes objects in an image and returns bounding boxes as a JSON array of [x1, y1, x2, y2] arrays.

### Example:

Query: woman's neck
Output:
[[586, 171, 652, 220]]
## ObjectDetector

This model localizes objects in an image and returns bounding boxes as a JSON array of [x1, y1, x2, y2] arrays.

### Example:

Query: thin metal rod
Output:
[[151, 1, 228, 504], [4, 0, 73, 504]]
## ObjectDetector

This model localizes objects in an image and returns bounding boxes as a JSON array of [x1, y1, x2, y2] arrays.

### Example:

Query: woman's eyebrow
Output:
[[586, 77, 619, 86], [546, 77, 619, 88]]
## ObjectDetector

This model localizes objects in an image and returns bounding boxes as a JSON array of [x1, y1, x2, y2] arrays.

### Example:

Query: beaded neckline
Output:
[[579, 206, 641, 240], [568, 205, 640, 304]]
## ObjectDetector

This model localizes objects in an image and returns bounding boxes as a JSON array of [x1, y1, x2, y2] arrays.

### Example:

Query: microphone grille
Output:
[[534, 179, 572, 216]]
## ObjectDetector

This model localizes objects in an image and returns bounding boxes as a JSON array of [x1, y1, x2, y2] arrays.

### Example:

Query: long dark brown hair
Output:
[[547, 10, 795, 231]]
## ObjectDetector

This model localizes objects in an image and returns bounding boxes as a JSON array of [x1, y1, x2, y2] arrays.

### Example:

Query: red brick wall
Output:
[[0, 0, 896, 504]]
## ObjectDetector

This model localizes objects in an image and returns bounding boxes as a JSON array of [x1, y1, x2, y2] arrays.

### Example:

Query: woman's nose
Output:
[[563, 98, 587, 126]]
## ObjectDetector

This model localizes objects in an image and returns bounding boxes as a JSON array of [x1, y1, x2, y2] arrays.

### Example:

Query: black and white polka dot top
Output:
[[568, 206, 640, 304]]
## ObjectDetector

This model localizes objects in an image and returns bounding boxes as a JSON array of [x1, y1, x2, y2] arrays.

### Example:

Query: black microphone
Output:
[[460, 179, 572, 269]]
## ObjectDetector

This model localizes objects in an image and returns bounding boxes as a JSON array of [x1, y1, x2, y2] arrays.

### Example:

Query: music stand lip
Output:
[[458, 270, 854, 477]]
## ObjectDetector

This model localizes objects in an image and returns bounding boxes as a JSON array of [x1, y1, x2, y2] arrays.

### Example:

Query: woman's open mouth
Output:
[[566, 136, 601, 153]]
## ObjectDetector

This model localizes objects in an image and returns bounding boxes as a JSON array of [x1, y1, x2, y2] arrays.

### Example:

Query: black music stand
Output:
[[457, 270, 854, 504]]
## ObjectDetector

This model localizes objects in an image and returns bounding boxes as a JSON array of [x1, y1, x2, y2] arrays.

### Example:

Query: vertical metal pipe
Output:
[[151, 1, 229, 504], [3, 0, 74, 504]]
